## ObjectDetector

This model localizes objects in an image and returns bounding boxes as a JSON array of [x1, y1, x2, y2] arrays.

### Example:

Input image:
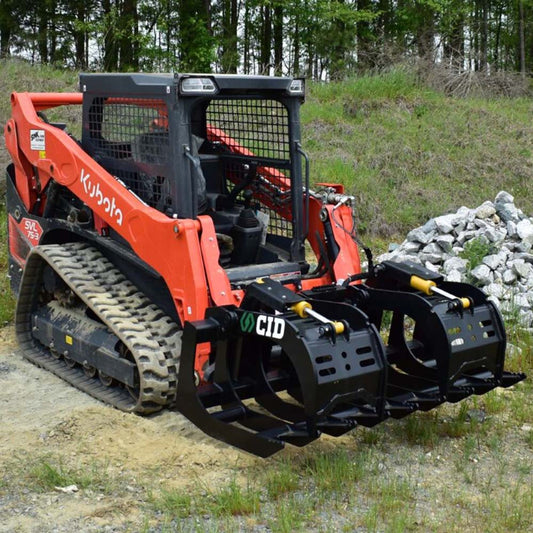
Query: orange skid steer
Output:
[[4, 73, 524, 456]]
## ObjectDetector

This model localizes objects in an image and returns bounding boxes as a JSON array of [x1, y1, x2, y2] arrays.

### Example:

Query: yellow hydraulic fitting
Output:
[[410, 275, 471, 309], [291, 300, 312, 318]]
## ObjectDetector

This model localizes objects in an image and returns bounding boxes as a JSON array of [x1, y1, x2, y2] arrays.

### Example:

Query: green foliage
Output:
[[0, 206, 15, 323], [304, 449, 368, 494], [401, 412, 439, 447], [460, 237, 495, 271], [267, 494, 310, 533], [2, 1, 533, 78], [264, 460, 300, 499], [152, 488, 192, 519], [25, 456, 112, 492]]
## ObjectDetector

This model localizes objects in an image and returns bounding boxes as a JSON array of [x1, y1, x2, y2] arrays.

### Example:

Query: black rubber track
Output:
[[15, 242, 182, 414]]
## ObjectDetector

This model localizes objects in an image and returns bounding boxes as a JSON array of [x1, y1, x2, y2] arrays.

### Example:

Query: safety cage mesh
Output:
[[206, 99, 293, 238], [87, 97, 170, 210]]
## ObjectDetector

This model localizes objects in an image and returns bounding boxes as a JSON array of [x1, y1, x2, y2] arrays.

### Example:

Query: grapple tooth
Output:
[[499, 372, 527, 388], [316, 418, 356, 437], [385, 401, 419, 419], [260, 422, 319, 447], [446, 386, 475, 403]]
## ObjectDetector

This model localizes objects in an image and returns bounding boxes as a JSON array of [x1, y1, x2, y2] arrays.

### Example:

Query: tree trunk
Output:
[[260, 4, 271, 74], [0, 0, 16, 58], [273, 3, 283, 75], [357, 0, 373, 71], [293, 14, 300, 76], [37, 3, 48, 63], [243, 2, 250, 74], [519, 0, 526, 76], [480, 0, 488, 71], [103, 0, 118, 71], [494, 3, 503, 70], [74, 2, 86, 69], [119, 0, 138, 71], [416, 3, 435, 62], [221, 0, 239, 73]]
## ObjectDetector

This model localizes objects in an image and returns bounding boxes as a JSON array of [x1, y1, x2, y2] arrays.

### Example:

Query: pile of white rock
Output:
[[378, 191, 533, 328]]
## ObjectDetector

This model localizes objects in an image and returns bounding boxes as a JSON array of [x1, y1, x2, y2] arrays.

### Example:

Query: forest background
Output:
[[0, 0, 531, 80]]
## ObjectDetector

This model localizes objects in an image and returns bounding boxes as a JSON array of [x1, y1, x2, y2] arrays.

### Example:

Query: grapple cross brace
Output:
[[176, 263, 525, 457]]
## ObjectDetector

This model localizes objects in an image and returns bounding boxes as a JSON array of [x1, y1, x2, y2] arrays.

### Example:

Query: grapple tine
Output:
[[176, 319, 287, 457]]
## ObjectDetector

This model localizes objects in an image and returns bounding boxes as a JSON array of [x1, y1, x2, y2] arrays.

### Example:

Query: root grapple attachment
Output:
[[176, 264, 525, 457]]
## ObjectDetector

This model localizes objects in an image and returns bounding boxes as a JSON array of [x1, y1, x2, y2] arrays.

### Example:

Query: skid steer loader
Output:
[[4, 73, 525, 456]]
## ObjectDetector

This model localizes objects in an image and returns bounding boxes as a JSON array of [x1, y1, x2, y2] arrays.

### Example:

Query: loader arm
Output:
[[5, 92, 221, 322]]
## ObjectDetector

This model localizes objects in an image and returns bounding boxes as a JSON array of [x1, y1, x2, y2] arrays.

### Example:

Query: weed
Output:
[[304, 449, 367, 495], [0, 207, 16, 323], [264, 460, 300, 499], [267, 494, 310, 533], [479, 480, 533, 531], [385, 510, 413, 533], [402, 412, 439, 447], [209, 478, 260, 517], [361, 504, 379, 532], [359, 428, 382, 446], [368, 476, 415, 515], [25, 456, 112, 492], [482, 390, 507, 415], [441, 402, 474, 438], [152, 488, 192, 519], [526, 430, 533, 450], [460, 236, 496, 284]]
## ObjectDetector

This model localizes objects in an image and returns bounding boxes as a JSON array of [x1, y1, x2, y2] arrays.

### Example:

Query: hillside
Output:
[[302, 71, 533, 237]]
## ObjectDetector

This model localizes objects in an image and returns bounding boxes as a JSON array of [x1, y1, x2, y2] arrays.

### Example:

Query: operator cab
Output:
[[80, 73, 308, 284]]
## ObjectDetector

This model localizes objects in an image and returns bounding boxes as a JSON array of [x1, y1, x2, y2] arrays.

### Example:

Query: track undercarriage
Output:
[[16, 242, 181, 413]]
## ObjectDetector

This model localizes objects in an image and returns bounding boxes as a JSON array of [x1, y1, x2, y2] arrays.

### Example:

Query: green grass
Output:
[[304, 448, 368, 494], [208, 478, 261, 517], [0, 205, 15, 323], [4, 454, 115, 494], [267, 494, 311, 533], [264, 459, 300, 499], [302, 69, 533, 238], [151, 488, 192, 519]]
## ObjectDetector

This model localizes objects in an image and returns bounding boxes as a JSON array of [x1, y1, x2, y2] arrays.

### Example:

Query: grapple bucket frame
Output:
[[176, 279, 388, 457]]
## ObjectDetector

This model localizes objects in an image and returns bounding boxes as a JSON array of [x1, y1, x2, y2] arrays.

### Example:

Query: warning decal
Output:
[[30, 129, 46, 150]]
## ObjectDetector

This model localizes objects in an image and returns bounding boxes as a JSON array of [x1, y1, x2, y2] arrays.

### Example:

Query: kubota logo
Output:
[[80, 169, 123, 226], [240, 312, 286, 340]]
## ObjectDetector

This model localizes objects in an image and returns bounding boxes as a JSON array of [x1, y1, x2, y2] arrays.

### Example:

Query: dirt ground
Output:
[[0, 327, 262, 532], [1, 325, 532, 533]]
